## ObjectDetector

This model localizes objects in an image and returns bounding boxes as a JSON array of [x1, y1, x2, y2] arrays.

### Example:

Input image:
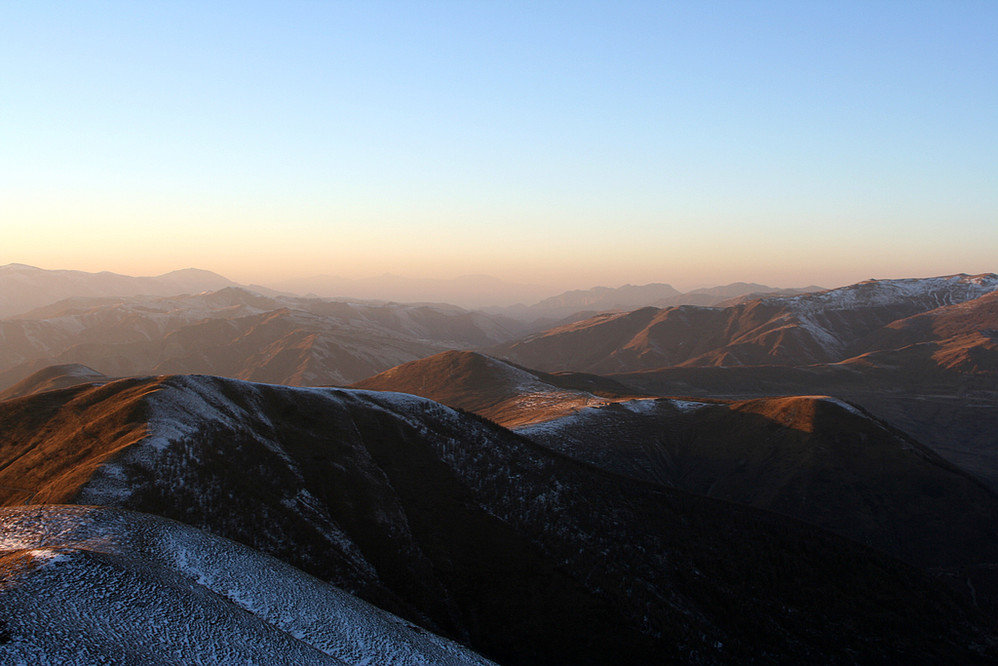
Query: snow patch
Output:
[[0, 505, 497, 666], [669, 399, 711, 413], [24, 549, 69, 565], [819, 397, 864, 416]]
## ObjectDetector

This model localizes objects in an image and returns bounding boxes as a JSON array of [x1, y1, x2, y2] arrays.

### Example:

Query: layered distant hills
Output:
[[0, 285, 528, 388], [3, 266, 996, 482], [0, 264, 821, 390], [482, 274, 998, 487], [4, 264, 998, 663], [494, 274, 998, 372], [0, 263, 246, 318], [509, 281, 824, 320]]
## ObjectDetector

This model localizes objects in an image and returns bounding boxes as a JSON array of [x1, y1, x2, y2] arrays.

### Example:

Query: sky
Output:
[[2, 1, 996, 293]]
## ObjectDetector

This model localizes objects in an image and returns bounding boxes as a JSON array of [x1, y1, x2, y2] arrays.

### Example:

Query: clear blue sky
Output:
[[2, 1, 995, 291]]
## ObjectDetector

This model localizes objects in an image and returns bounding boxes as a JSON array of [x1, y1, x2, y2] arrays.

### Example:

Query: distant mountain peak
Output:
[[0, 364, 108, 401], [0, 265, 241, 318], [158, 267, 231, 279]]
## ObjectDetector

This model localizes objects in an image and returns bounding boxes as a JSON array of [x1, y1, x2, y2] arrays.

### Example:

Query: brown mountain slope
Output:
[[0, 379, 151, 505], [493, 273, 998, 373], [0, 363, 107, 401], [0, 288, 529, 390], [606, 327, 998, 489], [857, 290, 998, 353], [2, 375, 994, 663], [351, 350, 641, 428]]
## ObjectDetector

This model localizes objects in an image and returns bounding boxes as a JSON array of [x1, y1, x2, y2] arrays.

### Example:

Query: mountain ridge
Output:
[[3, 374, 995, 662], [0, 504, 497, 665], [0, 288, 531, 390], [0, 264, 245, 318], [493, 273, 998, 372]]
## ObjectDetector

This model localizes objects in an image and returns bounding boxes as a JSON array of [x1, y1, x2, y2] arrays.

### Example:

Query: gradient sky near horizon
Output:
[[2, 1, 996, 292]]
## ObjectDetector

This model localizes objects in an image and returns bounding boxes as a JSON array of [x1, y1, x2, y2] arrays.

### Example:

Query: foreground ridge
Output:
[[1, 374, 996, 663], [0, 504, 496, 666]]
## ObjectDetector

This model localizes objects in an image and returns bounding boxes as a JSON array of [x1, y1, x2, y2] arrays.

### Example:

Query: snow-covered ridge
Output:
[[0, 505, 497, 666], [768, 273, 998, 312], [751, 273, 998, 360], [818, 396, 864, 416]]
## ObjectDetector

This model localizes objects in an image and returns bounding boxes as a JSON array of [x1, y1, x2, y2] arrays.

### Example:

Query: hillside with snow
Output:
[[0, 505, 496, 665], [1, 374, 996, 663], [353, 352, 998, 614], [494, 273, 998, 372]]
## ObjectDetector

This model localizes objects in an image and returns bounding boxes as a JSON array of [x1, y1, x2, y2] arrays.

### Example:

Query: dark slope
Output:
[[608, 329, 998, 490], [1, 376, 995, 663], [519, 395, 998, 613], [356, 352, 998, 612]]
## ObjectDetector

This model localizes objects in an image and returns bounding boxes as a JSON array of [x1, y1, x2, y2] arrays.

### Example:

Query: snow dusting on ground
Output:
[[771, 274, 998, 311], [0, 505, 497, 666], [818, 396, 865, 416], [516, 397, 709, 438]]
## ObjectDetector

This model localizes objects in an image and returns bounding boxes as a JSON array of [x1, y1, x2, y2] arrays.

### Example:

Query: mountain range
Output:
[[0, 263, 822, 320], [0, 265, 827, 392], [0, 264, 245, 318], [268, 273, 554, 309], [494, 274, 998, 372], [508, 281, 824, 321], [356, 350, 998, 613], [0, 286, 528, 389], [2, 373, 995, 663], [4, 264, 998, 663]]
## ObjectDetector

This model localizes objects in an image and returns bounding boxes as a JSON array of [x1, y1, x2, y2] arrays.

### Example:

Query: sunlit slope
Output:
[[351, 350, 641, 427], [495, 274, 998, 372]]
